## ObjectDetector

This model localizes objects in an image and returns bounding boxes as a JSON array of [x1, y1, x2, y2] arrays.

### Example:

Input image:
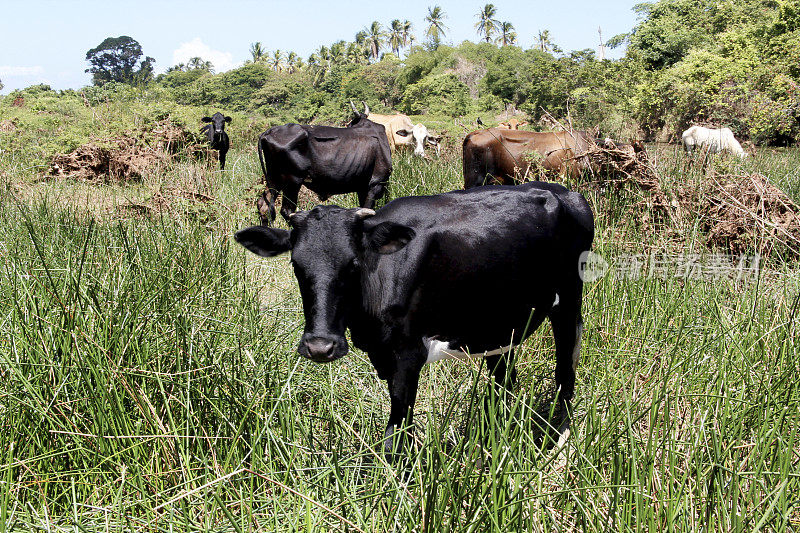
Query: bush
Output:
[[401, 73, 470, 117]]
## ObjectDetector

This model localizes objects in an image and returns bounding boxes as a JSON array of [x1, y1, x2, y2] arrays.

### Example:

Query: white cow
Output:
[[681, 125, 747, 158], [367, 111, 441, 158]]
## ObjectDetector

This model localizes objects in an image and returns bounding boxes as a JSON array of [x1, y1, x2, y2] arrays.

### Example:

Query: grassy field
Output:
[[2, 118, 800, 531]]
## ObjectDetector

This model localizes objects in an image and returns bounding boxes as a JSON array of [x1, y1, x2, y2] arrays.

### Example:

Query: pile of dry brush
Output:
[[49, 119, 210, 182], [579, 139, 800, 258]]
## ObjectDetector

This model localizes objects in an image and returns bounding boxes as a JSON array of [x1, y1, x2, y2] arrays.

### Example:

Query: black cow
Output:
[[256, 102, 392, 225], [200, 112, 231, 170], [235, 182, 594, 456]]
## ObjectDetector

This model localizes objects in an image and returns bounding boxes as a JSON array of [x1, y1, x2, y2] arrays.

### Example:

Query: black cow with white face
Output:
[[255, 102, 392, 225], [200, 112, 231, 170], [236, 182, 594, 456]]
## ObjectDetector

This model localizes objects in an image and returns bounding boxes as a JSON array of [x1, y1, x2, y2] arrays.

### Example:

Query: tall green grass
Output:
[[1, 144, 799, 530]]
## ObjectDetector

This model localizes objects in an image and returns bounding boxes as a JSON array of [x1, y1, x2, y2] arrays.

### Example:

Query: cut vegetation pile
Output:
[[582, 142, 800, 258], [49, 119, 208, 182], [701, 173, 800, 256], [50, 138, 160, 182]]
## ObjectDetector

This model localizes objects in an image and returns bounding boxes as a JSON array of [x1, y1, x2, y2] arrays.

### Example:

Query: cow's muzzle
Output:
[[298, 334, 348, 363]]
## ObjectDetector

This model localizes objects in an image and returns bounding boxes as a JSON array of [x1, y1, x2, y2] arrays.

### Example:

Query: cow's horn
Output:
[[362, 101, 370, 116], [350, 100, 359, 114], [288, 210, 308, 226], [354, 208, 375, 220]]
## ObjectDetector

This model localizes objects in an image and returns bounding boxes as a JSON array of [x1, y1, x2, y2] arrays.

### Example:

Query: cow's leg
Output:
[[547, 283, 583, 447], [384, 357, 424, 459], [360, 177, 387, 209], [549, 283, 584, 406], [219, 151, 226, 170], [485, 351, 517, 393], [257, 187, 278, 226]]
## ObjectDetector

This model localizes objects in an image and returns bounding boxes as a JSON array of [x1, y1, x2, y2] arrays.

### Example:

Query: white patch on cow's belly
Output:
[[423, 337, 515, 364], [553, 293, 560, 307], [572, 322, 583, 372]]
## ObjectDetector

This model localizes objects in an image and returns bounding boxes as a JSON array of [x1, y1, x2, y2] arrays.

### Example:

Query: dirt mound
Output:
[[49, 119, 208, 182]]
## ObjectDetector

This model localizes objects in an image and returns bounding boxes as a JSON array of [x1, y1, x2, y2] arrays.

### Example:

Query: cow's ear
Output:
[[201, 116, 212, 122], [519, 121, 528, 127], [366, 222, 416, 254], [395, 129, 411, 137], [224, 116, 232, 123], [234, 226, 291, 257]]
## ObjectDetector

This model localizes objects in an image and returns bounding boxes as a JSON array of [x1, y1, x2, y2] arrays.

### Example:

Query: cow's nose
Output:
[[304, 337, 335, 360]]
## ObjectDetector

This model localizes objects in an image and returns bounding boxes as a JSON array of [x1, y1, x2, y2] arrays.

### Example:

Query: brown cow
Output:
[[497, 118, 528, 130], [463, 129, 593, 188]]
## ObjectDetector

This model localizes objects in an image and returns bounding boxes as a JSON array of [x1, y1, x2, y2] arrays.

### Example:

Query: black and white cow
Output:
[[235, 182, 594, 455], [200, 112, 231, 169]]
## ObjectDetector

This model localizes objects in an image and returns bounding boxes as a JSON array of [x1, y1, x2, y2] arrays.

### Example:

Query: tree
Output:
[[389, 20, 404, 57], [496, 21, 517, 46], [627, 0, 707, 70], [331, 41, 347, 64], [475, 4, 500, 43], [347, 41, 369, 65], [536, 30, 560, 54], [85, 36, 155, 86], [425, 6, 448, 49], [287, 51, 301, 73], [365, 21, 385, 61], [187, 57, 213, 72], [270, 50, 285, 72], [166, 57, 213, 73], [402, 20, 414, 49], [250, 42, 267, 63]]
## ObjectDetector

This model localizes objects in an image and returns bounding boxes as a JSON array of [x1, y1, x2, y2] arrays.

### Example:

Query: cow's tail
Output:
[[256, 135, 276, 225]]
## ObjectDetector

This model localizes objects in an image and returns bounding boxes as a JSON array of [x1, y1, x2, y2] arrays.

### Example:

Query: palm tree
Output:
[[330, 41, 346, 64], [347, 41, 369, 65], [287, 51, 299, 73], [309, 47, 330, 85], [270, 49, 284, 72], [425, 6, 448, 49], [496, 21, 516, 46], [389, 19, 403, 57], [401, 20, 414, 48], [537, 30, 557, 53], [187, 56, 213, 71], [250, 42, 266, 63], [364, 21, 385, 61], [475, 4, 500, 43]]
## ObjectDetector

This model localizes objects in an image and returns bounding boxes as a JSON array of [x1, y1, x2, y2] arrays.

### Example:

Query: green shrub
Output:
[[401, 73, 470, 117]]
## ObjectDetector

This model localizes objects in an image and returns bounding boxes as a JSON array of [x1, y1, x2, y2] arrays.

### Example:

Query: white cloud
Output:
[[171, 38, 238, 73], [0, 66, 45, 77]]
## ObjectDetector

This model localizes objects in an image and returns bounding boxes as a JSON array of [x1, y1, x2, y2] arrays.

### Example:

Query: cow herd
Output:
[[202, 104, 747, 457]]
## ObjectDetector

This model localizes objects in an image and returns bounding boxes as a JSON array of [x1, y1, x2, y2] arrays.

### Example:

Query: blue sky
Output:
[[0, 0, 641, 94]]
